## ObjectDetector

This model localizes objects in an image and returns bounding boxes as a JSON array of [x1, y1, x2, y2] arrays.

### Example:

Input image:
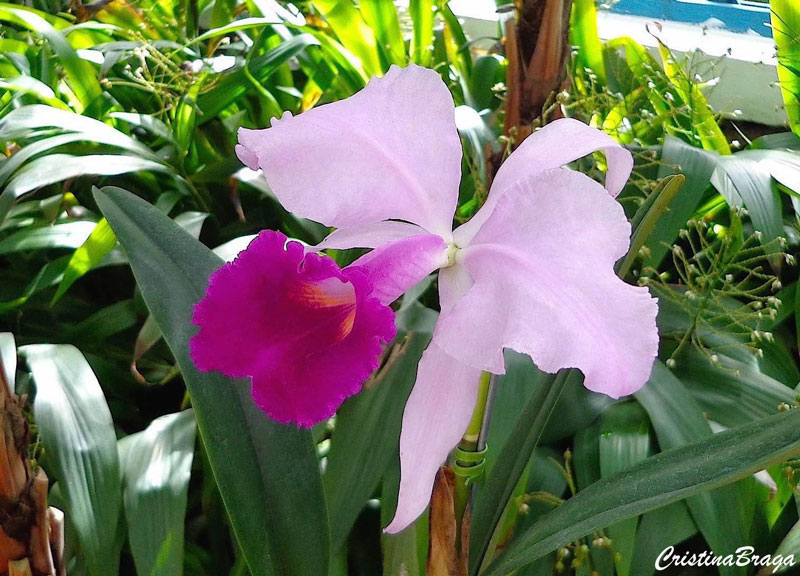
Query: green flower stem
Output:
[[454, 371, 494, 536]]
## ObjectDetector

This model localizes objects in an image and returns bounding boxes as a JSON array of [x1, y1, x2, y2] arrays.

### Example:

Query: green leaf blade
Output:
[[93, 185, 329, 576]]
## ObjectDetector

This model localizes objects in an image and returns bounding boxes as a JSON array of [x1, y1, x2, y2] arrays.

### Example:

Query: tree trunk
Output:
[[0, 356, 64, 576], [502, 0, 574, 141]]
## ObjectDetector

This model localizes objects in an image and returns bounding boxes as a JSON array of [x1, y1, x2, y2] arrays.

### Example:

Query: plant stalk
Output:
[[454, 372, 495, 537]]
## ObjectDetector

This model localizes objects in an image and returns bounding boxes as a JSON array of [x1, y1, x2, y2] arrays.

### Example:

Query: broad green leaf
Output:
[[2, 154, 170, 219], [672, 348, 796, 426], [656, 42, 730, 154], [210, 0, 236, 30], [119, 410, 196, 576], [0, 255, 69, 313], [0, 105, 152, 155], [469, 370, 575, 575], [636, 363, 748, 576], [52, 218, 117, 304], [598, 403, 653, 576], [771, 0, 800, 137], [325, 331, 429, 550], [646, 135, 718, 266], [485, 353, 610, 477], [359, 0, 406, 66], [196, 34, 319, 120], [469, 55, 504, 112], [67, 299, 139, 343], [737, 149, 800, 197], [93, 186, 329, 576], [570, 0, 605, 82], [0, 4, 102, 111], [108, 112, 176, 143], [0, 76, 70, 109], [711, 155, 784, 248], [774, 519, 800, 574], [482, 407, 800, 575], [750, 132, 800, 151], [313, 0, 382, 76], [22, 344, 122, 576], [630, 502, 696, 576], [0, 221, 95, 255]]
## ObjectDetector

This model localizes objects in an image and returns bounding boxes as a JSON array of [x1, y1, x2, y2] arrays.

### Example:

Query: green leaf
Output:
[[196, 34, 319, 120], [570, 0, 605, 82], [469, 370, 575, 575], [598, 403, 653, 576], [0, 76, 71, 109], [656, 41, 730, 154], [617, 174, 684, 278], [774, 519, 800, 573], [325, 331, 429, 550], [359, 0, 406, 66], [482, 406, 800, 575], [22, 344, 122, 576], [119, 410, 197, 576], [630, 502, 696, 576], [646, 135, 718, 266], [0, 4, 102, 111], [771, 0, 800, 137], [210, 0, 236, 29], [0, 256, 69, 313], [190, 17, 280, 44], [313, 0, 382, 76], [408, 0, 433, 67], [636, 362, 749, 576], [2, 154, 171, 220], [0, 221, 96, 255], [0, 332, 16, 387], [93, 185, 329, 576], [52, 218, 117, 304], [711, 156, 784, 248], [671, 348, 796, 426]]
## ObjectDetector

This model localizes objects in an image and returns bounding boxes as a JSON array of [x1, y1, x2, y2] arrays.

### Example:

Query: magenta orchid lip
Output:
[[190, 230, 395, 428]]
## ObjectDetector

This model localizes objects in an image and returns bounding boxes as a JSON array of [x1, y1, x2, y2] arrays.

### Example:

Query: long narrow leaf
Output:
[[23, 344, 122, 576], [119, 410, 197, 576], [483, 407, 800, 575], [94, 185, 330, 576]]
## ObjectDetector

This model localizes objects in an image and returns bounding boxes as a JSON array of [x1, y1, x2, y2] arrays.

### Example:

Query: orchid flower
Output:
[[192, 64, 658, 533]]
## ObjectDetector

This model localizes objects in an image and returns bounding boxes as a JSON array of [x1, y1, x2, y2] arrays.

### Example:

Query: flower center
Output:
[[290, 276, 357, 343], [442, 242, 460, 268]]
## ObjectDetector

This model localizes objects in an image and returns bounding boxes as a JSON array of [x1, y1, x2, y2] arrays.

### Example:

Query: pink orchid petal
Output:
[[236, 65, 463, 239], [385, 343, 481, 533], [190, 230, 396, 427], [436, 169, 658, 397], [349, 233, 448, 305], [454, 118, 633, 246], [313, 220, 430, 252]]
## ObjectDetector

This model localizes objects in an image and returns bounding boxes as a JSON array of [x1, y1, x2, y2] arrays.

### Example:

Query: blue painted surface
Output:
[[606, 0, 772, 37]]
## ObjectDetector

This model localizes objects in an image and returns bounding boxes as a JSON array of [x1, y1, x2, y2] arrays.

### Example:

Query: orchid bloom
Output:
[[192, 64, 658, 533]]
